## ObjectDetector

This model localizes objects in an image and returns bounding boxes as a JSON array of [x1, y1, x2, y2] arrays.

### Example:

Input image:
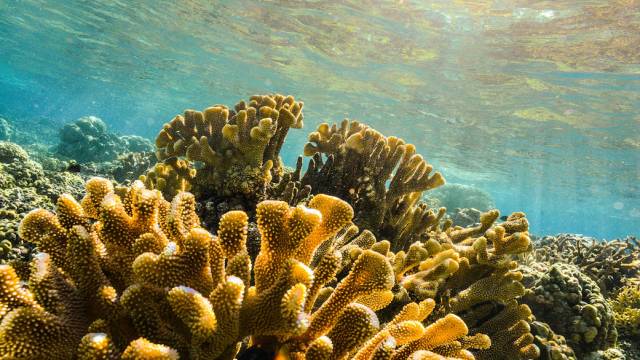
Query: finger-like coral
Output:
[[293, 120, 445, 251], [304, 202, 538, 359], [2, 179, 514, 360], [140, 159, 195, 199], [151, 94, 303, 201]]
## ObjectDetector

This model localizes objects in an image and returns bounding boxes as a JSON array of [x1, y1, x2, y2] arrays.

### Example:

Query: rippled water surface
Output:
[[1, 0, 638, 237]]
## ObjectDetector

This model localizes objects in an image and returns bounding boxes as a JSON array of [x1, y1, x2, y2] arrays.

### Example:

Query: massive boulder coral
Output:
[[529, 321, 577, 360], [423, 183, 496, 214], [1, 178, 505, 359], [519, 262, 617, 355], [530, 233, 640, 295], [57, 116, 153, 163], [148, 94, 303, 201]]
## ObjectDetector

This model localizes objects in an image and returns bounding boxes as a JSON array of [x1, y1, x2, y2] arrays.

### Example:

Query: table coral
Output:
[[1, 179, 503, 359]]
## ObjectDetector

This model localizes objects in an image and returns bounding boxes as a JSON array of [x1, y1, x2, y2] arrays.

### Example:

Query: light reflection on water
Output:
[[0, 0, 638, 238]]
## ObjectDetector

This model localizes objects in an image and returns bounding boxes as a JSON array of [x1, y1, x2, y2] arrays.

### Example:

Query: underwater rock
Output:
[[609, 284, 640, 341], [520, 262, 617, 355], [449, 207, 483, 227], [57, 116, 153, 163], [531, 233, 640, 295], [423, 183, 496, 213]]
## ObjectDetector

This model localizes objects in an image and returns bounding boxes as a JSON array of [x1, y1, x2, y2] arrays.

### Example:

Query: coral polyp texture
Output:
[[0, 178, 535, 359], [519, 262, 617, 355], [283, 119, 446, 251], [149, 94, 303, 201]]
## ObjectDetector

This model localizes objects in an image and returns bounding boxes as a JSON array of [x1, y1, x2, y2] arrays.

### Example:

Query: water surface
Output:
[[1, 0, 638, 238]]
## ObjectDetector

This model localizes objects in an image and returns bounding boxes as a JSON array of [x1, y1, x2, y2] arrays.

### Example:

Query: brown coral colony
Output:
[[1, 94, 541, 359]]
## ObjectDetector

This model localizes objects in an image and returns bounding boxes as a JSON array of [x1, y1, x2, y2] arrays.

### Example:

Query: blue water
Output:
[[1, 1, 638, 238]]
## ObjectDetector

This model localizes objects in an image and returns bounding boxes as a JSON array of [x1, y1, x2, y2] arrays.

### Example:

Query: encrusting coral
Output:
[[1, 178, 512, 359], [148, 94, 303, 202]]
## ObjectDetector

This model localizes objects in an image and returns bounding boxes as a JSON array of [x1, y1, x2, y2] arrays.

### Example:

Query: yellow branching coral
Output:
[[295, 119, 445, 251], [376, 206, 539, 360], [3, 179, 510, 360], [609, 285, 640, 339], [151, 94, 304, 200], [1, 96, 544, 360], [140, 159, 195, 199]]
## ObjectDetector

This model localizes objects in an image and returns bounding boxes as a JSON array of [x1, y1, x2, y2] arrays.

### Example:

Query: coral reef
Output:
[[0, 95, 563, 360], [0, 142, 85, 263], [0, 178, 513, 359], [530, 233, 640, 295], [609, 285, 640, 340], [57, 116, 153, 163], [519, 262, 617, 355], [423, 183, 495, 213]]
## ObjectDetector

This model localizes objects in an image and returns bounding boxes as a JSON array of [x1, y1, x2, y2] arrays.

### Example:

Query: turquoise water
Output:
[[0, 0, 638, 238]]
